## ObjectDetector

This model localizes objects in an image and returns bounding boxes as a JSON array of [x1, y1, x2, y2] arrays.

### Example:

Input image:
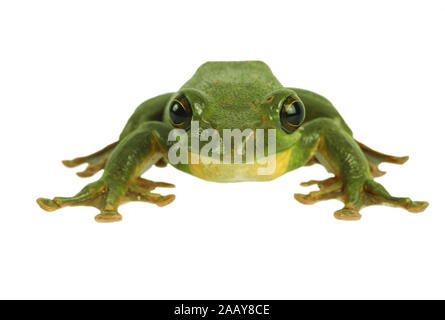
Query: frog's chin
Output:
[[184, 149, 292, 182]]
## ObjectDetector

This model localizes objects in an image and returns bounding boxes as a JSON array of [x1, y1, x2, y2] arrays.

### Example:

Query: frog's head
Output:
[[164, 61, 306, 162]]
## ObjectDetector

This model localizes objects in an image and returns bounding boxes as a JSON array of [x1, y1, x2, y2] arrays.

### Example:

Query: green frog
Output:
[[37, 61, 428, 222]]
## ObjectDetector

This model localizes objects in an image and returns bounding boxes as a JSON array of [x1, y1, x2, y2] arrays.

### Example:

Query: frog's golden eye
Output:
[[169, 95, 192, 129], [280, 96, 305, 133]]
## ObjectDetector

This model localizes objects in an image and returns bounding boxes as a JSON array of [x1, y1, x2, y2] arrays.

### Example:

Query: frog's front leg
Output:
[[36, 122, 175, 222], [292, 118, 428, 220]]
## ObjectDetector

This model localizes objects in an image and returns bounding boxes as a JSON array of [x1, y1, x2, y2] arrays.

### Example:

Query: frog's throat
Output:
[[186, 149, 292, 182]]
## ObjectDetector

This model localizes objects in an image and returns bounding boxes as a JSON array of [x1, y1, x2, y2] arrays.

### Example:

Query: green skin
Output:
[[37, 61, 428, 222]]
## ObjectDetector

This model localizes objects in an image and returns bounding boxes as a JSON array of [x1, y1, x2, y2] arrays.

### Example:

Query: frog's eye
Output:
[[169, 95, 193, 129], [280, 96, 305, 133]]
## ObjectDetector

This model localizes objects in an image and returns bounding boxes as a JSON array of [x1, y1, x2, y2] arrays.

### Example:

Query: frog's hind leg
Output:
[[62, 141, 118, 177], [356, 140, 409, 177]]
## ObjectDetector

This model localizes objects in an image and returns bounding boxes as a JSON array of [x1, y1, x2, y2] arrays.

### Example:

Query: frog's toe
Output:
[[300, 177, 338, 188], [406, 201, 429, 213], [36, 198, 60, 212], [334, 208, 362, 221], [151, 194, 176, 207], [382, 197, 429, 213], [364, 180, 429, 214], [295, 178, 342, 205], [62, 142, 118, 177], [294, 193, 316, 204], [300, 179, 322, 187], [134, 177, 175, 190], [75, 159, 107, 177], [126, 178, 176, 207], [294, 191, 337, 204], [63, 157, 107, 178], [356, 140, 409, 178], [37, 180, 106, 213], [94, 210, 123, 223], [127, 190, 175, 207], [61, 159, 80, 168]]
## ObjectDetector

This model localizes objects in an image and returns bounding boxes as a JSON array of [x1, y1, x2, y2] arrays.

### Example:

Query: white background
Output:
[[0, 0, 443, 299]]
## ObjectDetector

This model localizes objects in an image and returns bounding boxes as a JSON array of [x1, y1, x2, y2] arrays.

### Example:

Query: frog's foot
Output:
[[36, 177, 175, 223], [295, 177, 342, 205], [124, 177, 176, 207], [362, 180, 429, 213], [36, 180, 108, 213], [62, 141, 118, 178], [356, 140, 409, 177], [295, 177, 428, 220]]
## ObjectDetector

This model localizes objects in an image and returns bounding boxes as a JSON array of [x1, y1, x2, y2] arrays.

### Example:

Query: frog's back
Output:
[[181, 61, 282, 99]]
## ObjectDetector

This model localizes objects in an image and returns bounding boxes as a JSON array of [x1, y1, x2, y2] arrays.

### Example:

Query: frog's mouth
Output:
[[185, 149, 292, 182], [167, 120, 289, 178]]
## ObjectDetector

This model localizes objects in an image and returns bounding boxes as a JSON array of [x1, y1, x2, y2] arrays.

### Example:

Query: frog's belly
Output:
[[187, 149, 292, 182]]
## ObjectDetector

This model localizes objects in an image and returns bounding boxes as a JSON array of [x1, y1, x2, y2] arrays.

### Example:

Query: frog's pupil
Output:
[[286, 102, 304, 126], [170, 102, 187, 124]]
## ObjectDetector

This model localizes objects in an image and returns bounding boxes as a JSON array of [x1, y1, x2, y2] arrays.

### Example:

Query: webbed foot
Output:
[[37, 177, 175, 223], [295, 177, 342, 204], [295, 176, 428, 220], [125, 178, 176, 207]]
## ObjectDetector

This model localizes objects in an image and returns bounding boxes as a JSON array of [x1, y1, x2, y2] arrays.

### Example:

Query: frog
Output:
[[36, 61, 428, 222]]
